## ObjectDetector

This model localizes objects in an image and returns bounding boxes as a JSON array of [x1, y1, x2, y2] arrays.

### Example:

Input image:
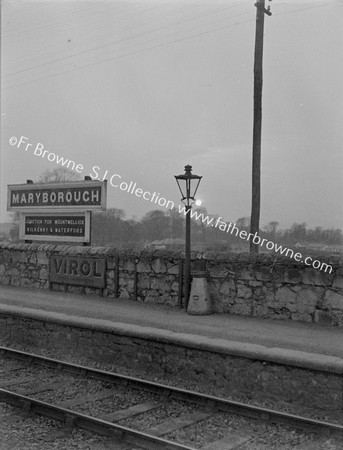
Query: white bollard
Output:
[[187, 273, 213, 315]]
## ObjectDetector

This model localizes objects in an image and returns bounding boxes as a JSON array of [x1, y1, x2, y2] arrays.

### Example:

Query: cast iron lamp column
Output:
[[174, 165, 202, 310]]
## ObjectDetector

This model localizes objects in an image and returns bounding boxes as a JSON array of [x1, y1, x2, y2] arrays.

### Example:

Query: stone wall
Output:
[[206, 252, 343, 326], [0, 313, 341, 419], [0, 242, 342, 325]]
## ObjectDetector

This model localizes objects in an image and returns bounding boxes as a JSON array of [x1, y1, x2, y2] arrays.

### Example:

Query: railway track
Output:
[[0, 345, 342, 449]]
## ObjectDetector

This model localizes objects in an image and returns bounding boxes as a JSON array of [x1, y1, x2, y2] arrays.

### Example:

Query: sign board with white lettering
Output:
[[19, 212, 91, 243], [49, 255, 106, 287], [7, 180, 107, 211]]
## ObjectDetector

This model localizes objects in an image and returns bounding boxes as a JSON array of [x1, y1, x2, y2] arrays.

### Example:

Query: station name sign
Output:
[[7, 180, 107, 211], [19, 212, 91, 243]]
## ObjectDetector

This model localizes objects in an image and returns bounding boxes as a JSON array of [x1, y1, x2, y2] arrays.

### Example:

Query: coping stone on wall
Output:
[[0, 305, 342, 375]]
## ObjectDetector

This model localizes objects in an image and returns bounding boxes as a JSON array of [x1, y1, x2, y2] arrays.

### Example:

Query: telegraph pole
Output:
[[250, 0, 271, 253]]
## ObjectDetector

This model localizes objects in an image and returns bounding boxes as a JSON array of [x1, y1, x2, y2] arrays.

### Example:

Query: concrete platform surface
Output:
[[0, 285, 342, 364]]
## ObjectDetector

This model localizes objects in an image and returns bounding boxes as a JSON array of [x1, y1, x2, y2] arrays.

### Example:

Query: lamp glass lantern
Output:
[[174, 164, 202, 205]]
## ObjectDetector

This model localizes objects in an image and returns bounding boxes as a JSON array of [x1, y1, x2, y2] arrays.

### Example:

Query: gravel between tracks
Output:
[[118, 398, 201, 430], [1, 347, 342, 450], [0, 403, 135, 450], [165, 411, 342, 449], [2, 344, 341, 425], [75, 387, 158, 416]]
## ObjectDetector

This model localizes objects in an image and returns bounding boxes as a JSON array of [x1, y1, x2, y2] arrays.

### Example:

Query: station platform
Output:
[[0, 285, 342, 373]]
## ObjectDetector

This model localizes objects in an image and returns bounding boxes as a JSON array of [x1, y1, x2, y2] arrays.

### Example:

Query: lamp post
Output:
[[174, 165, 202, 310]]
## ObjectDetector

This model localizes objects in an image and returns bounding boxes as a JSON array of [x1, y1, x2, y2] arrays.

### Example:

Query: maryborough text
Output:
[[9, 186, 102, 208]]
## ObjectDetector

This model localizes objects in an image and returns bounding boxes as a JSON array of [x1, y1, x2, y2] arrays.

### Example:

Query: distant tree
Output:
[[38, 167, 81, 183], [264, 221, 279, 240], [123, 217, 142, 243], [308, 226, 323, 243], [141, 210, 170, 241], [104, 208, 126, 220], [191, 207, 214, 243], [236, 217, 250, 229], [322, 228, 343, 245], [168, 208, 185, 239], [290, 222, 307, 242], [92, 208, 127, 245]]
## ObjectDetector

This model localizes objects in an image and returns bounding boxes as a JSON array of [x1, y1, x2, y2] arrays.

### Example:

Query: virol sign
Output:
[[50, 255, 106, 288]]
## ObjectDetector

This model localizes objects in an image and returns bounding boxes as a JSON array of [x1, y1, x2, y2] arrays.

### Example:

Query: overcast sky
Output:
[[1, 0, 342, 230]]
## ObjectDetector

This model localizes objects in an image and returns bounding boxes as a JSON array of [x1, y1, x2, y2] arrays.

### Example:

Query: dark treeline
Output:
[[91, 208, 343, 249], [7, 169, 342, 250]]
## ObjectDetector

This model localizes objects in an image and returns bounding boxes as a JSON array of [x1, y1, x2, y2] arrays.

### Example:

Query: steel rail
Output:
[[1, 345, 342, 439], [0, 388, 195, 450]]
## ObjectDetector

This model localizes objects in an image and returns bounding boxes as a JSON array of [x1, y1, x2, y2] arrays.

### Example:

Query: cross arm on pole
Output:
[[255, 2, 272, 16]]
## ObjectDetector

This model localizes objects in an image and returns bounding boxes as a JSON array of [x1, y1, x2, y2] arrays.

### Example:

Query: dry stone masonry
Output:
[[0, 314, 341, 417], [0, 242, 342, 326]]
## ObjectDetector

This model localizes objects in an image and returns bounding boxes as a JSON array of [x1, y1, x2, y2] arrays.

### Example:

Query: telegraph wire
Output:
[[272, 2, 328, 17], [3, 17, 254, 90], [5, 2, 251, 75], [2, 2, 106, 38], [4, 4, 252, 79], [3, 1, 167, 66], [3, 0, 249, 41], [4, 0, 244, 67], [2, 1, 329, 90]]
